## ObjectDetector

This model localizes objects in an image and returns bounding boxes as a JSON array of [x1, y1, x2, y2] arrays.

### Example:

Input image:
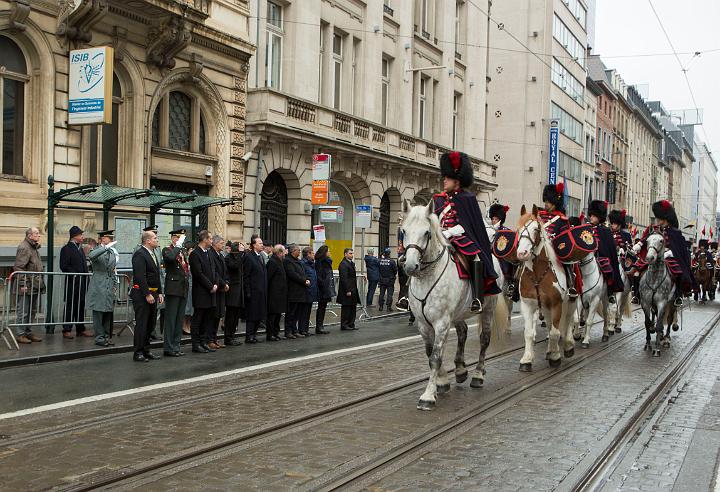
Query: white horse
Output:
[[639, 231, 677, 356], [401, 199, 506, 410], [515, 207, 576, 371], [571, 253, 610, 349]]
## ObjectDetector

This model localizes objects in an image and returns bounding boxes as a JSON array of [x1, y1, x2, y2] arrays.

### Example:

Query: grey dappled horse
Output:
[[401, 199, 505, 411], [639, 231, 677, 356]]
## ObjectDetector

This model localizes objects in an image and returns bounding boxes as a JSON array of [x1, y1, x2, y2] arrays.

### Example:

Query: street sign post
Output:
[[355, 204, 373, 320], [548, 119, 559, 185], [312, 154, 331, 205]]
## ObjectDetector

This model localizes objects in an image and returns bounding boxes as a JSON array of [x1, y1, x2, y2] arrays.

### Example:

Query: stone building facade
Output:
[[243, 0, 497, 263], [0, 0, 254, 255]]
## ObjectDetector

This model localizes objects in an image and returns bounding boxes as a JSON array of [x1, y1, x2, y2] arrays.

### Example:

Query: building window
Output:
[[333, 33, 343, 110], [452, 93, 460, 148], [421, 0, 429, 34], [454, 1, 463, 58], [552, 14, 585, 67], [266, 0, 283, 89], [319, 23, 325, 102], [418, 77, 427, 138], [381, 57, 390, 126], [551, 58, 584, 105], [260, 170, 288, 246], [351, 38, 360, 114], [89, 73, 122, 185], [551, 102, 582, 145], [558, 151, 583, 183], [563, 0, 587, 29], [152, 90, 210, 155], [0, 36, 27, 178]]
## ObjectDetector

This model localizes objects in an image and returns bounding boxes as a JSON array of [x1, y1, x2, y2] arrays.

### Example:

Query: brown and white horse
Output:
[[515, 206, 576, 371]]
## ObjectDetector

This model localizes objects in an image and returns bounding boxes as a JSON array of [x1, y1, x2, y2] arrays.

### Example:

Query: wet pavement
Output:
[[1, 302, 718, 491]]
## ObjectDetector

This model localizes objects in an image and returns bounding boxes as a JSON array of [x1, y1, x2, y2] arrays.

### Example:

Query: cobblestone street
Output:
[[1, 303, 719, 491]]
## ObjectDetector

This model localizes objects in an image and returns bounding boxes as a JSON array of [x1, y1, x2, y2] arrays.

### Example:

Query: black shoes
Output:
[[225, 339, 243, 346], [144, 352, 161, 360], [192, 345, 209, 353], [133, 353, 149, 362], [283, 334, 297, 340], [163, 351, 182, 357], [245, 338, 259, 344], [396, 298, 409, 311], [315, 327, 329, 334], [200, 343, 216, 352]]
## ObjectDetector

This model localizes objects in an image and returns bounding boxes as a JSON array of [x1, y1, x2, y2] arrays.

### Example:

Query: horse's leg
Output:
[[581, 297, 599, 349], [572, 306, 582, 341], [653, 303, 664, 357], [519, 300, 536, 372], [561, 301, 576, 358], [454, 320, 469, 384], [472, 298, 495, 387], [547, 303, 562, 367], [418, 320, 451, 410], [643, 308, 652, 351], [600, 297, 610, 343]]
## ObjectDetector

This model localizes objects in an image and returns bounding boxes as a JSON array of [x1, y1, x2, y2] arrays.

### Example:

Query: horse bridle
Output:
[[517, 219, 542, 258], [403, 230, 447, 271]]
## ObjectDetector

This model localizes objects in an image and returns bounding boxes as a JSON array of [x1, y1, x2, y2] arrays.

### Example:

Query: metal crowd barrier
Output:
[[0, 271, 133, 351]]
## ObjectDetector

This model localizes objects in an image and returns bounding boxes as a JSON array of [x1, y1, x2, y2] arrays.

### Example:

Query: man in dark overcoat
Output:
[[130, 230, 164, 362], [209, 235, 229, 349], [162, 229, 189, 357], [337, 248, 360, 330], [60, 225, 90, 338], [188, 230, 217, 353], [223, 241, 245, 346], [243, 234, 267, 344], [284, 244, 311, 337], [266, 244, 287, 341]]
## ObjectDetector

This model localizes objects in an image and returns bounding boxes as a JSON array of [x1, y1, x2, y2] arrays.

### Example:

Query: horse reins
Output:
[[406, 230, 452, 330]]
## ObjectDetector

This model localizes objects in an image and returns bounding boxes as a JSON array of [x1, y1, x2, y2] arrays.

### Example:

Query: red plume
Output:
[[620, 209, 627, 219], [555, 182, 564, 195], [503, 205, 510, 213], [579, 213, 586, 223], [660, 200, 671, 210], [604, 201, 609, 209], [449, 151, 461, 170]]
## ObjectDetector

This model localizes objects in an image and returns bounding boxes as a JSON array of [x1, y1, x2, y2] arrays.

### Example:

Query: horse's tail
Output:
[[623, 296, 632, 318], [493, 294, 510, 340]]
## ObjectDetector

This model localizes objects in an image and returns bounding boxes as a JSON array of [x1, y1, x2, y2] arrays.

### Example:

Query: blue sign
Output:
[[355, 204, 372, 229], [548, 122, 559, 185]]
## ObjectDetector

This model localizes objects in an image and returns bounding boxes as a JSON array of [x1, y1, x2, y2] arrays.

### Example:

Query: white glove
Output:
[[664, 250, 674, 259], [632, 243, 642, 253], [106, 241, 117, 249], [176, 234, 186, 247], [442, 224, 465, 239], [618, 248, 625, 257]]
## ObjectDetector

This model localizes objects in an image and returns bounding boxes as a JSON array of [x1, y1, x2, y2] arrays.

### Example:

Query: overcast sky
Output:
[[594, 0, 719, 209]]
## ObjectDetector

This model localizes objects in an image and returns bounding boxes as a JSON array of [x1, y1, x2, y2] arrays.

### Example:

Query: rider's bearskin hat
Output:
[[699, 239, 709, 248], [440, 151, 474, 189], [588, 200, 608, 223], [710, 241, 718, 250], [608, 209, 627, 228], [652, 200, 679, 228], [488, 203, 509, 223], [542, 182, 565, 212]]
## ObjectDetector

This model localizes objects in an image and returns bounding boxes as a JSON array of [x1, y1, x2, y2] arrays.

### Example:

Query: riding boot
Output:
[[564, 265, 578, 300], [396, 297, 409, 311], [631, 276, 640, 304], [470, 259, 483, 313], [510, 279, 520, 302], [608, 292, 616, 304]]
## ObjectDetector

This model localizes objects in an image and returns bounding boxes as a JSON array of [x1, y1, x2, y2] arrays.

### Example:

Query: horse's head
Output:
[[645, 231, 665, 264], [400, 198, 443, 276], [516, 204, 542, 262]]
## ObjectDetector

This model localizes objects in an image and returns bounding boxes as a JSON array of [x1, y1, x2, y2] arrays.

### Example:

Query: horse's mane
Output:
[[404, 204, 448, 247]]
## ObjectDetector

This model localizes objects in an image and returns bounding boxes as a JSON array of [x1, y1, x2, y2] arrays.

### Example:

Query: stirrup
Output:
[[608, 294, 616, 304], [631, 296, 640, 305], [568, 287, 578, 300], [471, 298, 483, 313], [674, 297, 683, 307], [396, 297, 409, 311]]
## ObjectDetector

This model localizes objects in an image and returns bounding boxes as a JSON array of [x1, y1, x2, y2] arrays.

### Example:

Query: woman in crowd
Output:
[[314, 245, 334, 334]]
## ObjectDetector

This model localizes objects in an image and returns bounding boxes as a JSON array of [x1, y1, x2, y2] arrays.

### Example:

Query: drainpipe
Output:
[[254, 150, 263, 234], [255, 0, 261, 87]]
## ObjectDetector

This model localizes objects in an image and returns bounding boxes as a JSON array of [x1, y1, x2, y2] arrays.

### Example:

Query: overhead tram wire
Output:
[[647, 0, 713, 151]]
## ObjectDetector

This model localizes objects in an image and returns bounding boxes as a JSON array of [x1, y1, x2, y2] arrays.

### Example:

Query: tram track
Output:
[[57, 314, 642, 492]]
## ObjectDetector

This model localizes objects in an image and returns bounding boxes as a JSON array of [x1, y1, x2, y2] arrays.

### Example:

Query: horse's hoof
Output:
[[648, 327, 656, 334], [581, 342, 590, 349], [548, 357, 561, 368], [545, 352, 550, 360], [615, 327, 623, 334], [470, 377, 484, 388], [608, 330, 615, 336], [573, 333, 582, 341], [662, 340, 670, 348], [672, 324, 680, 332], [564, 348, 575, 358], [579, 322, 586, 328], [519, 363, 532, 372], [436, 383, 451, 394], [540, 321, 547, 328], [652, 350, 661, 357], [417, 399, 435, 411], [455, 372, 468, 384], [601, 335, 609, 343]]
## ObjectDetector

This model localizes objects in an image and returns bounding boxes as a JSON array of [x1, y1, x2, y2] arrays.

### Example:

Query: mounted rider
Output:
[[633, 200, 698, 306], [693, 239, 709, 267], [538, 182, 579, 300], [609, 209, 639, 302], [434, 151, 500, 312], [489, 203, 519, 302], [587, 200, 624, 304]]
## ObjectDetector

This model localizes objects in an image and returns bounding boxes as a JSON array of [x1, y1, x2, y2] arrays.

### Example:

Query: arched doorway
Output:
[[379, 192, 390, 253], [260, 171, 288, 246]]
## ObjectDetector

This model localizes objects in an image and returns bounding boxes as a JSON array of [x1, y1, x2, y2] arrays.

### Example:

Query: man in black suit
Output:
[[162, 229, 189, 357], [284, 244, 311, 337], [243, 234, 267, 343], [209, 235, 230, 349], [130, 230, 164, 362], [189, 230, 218, 353], [60, 225, 90, 339], [338, 248, 360, 330]]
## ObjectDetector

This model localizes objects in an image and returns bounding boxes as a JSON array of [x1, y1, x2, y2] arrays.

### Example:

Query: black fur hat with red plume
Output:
[[440, 151, 474, 189], [488, 203, 510, 223], [608, 209, 627, 227], [652, 200, 679, 228], [542, 182, 565, 212], [588, 200, 608, 223]]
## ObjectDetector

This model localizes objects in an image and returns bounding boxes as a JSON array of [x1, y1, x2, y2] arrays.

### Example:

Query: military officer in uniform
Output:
[[87, 230, 119, 347], [135, 225, 164, 341], [162, 229, 189, 357], [377, 248, 397, 311], [131, 230, 164, 362]]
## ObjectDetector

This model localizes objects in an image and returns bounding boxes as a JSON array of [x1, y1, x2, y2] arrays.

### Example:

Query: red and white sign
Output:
[[311, 154, 331, 205]]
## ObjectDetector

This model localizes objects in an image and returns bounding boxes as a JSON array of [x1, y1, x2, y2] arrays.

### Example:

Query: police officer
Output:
[[377, 248, 398, 311], [87, 230, 119, 347], [162, 229, 189, 357]]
